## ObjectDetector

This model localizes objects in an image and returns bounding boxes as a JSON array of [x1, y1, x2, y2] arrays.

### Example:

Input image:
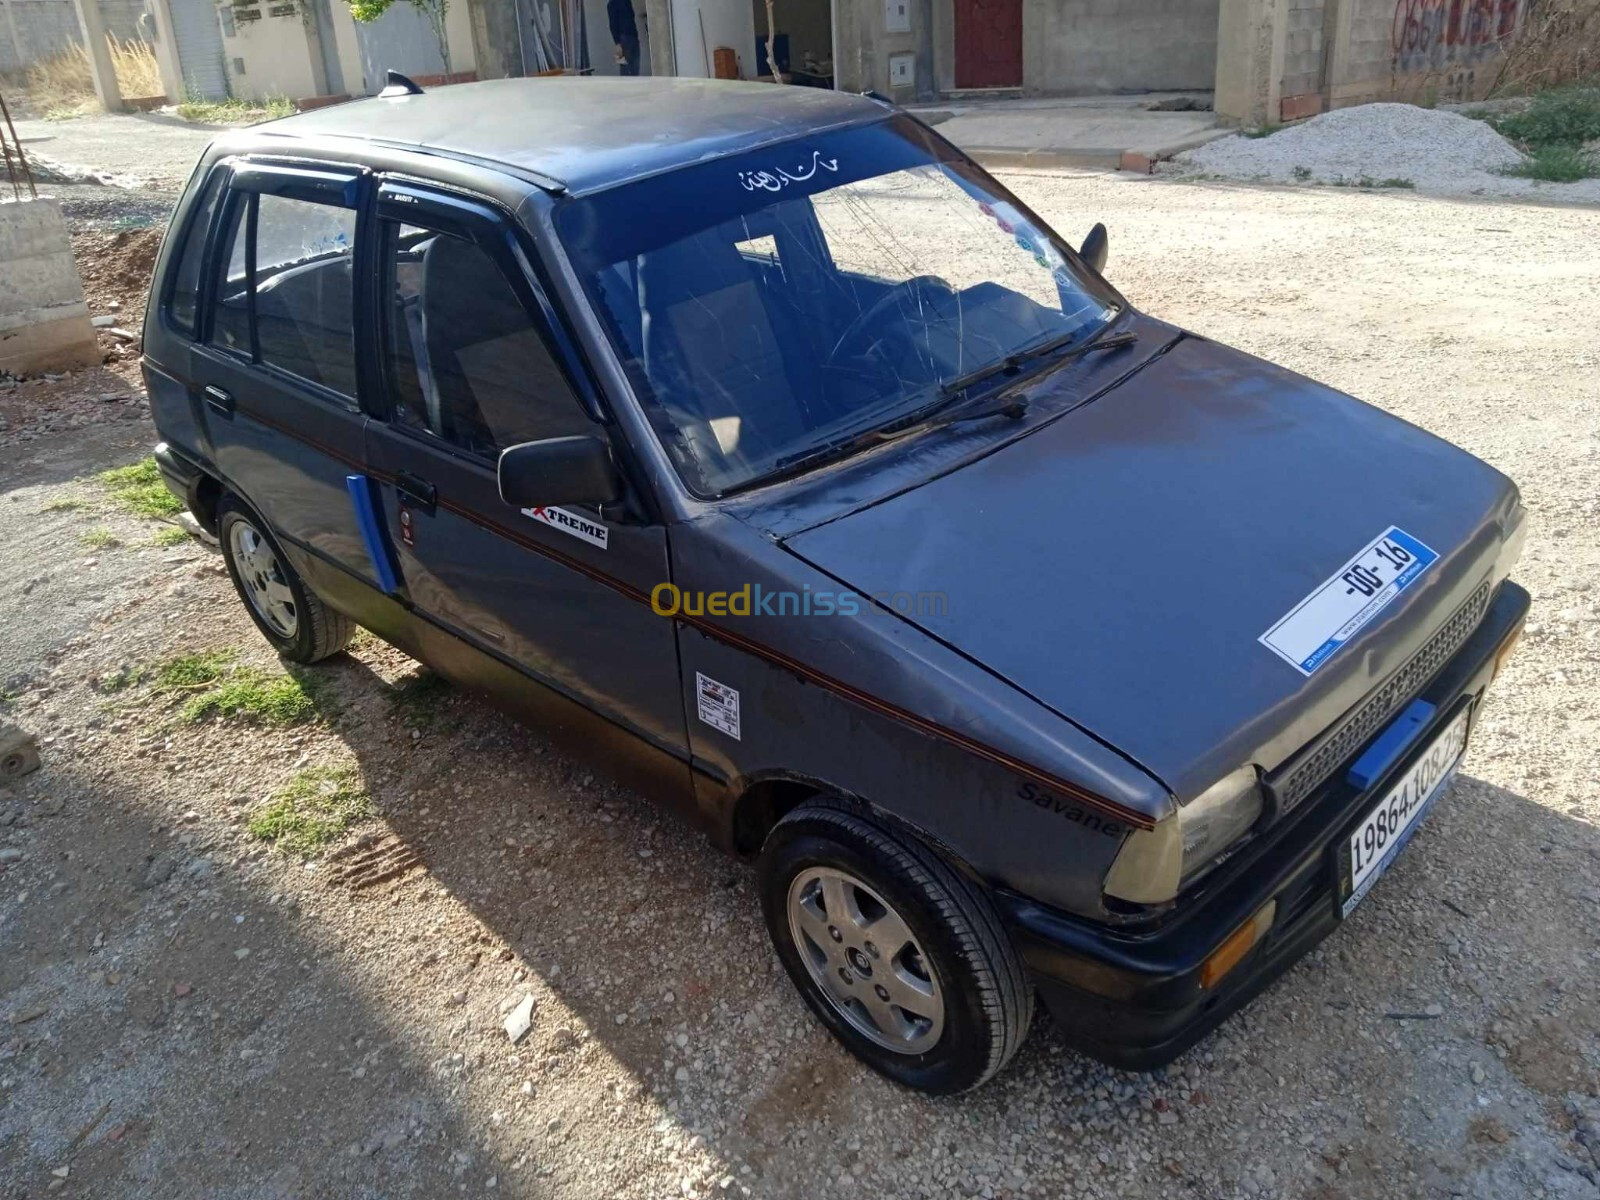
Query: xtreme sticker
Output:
[[521, 505, 609, 550], [695, 673, 741, 740]]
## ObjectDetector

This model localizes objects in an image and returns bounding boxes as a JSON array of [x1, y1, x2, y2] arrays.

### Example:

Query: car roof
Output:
[[253, 77, 890, 196]]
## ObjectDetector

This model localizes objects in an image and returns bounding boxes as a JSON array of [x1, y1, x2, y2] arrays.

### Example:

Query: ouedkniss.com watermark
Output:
[[650, 583, 948, 620]]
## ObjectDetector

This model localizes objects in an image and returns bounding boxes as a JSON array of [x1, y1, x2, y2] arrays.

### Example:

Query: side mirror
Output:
[[1080, 222, 1109, 274], [498, 435, 623, 511]]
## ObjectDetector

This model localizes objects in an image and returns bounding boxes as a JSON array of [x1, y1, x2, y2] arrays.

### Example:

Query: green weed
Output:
[[180, 667, 328, 725], [1499, 143, 1599, 182], [176, 95, 296, 125], [79, 527, 118, 549], [97, 458, 183, 519], [247, 766, 371, 856], [1494, 83, 1600, 147]]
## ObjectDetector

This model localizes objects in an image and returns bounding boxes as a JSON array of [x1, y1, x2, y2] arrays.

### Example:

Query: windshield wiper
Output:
[[765, 327, 1140, 481], [890, 326, 1142, 435]]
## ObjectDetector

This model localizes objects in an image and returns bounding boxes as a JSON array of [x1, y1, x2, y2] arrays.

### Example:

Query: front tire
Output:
[[217, 494, 352, 664], [758, 801, 1033, 1093]]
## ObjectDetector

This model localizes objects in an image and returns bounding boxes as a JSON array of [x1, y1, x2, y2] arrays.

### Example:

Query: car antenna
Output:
[[379, 70, 425, 98]]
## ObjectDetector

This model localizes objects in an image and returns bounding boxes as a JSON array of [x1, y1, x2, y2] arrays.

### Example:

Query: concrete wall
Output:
[[221, 8, 320, 100], [0, 199, 99, 377], [1277, 0, 1322, 97], [835, 0, 923, 98], [1216, 0, 1527, 124], [1023, 0, 1220, 94], [0, 0, 153, 73], [221, 0, 477, 101], [1332, 0, 1526, 107], [851, 0, 1216, 98]]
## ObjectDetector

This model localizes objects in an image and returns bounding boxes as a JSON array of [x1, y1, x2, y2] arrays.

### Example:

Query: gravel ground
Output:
[[1, 166, 1597, 1200], [1170, 103, 1600, 204]]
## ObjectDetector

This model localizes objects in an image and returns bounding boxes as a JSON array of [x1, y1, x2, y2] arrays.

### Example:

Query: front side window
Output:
[[208, 188, 357, 398], [379, 219, 593, 459], [557, 118, 1117, 496]]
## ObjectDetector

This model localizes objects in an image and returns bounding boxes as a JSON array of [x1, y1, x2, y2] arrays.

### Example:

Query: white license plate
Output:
[[1260, 527, 1438, 676], [1339, 706, 1471, 917]]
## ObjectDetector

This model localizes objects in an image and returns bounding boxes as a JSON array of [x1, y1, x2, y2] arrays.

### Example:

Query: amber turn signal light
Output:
[[1492, 626, 1523, 682], [1199, 901, 1276, 990]]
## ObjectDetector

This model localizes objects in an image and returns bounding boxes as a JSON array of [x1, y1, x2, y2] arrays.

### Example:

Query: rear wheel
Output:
[[218, 495, 352, 664], [758, 801, 1033, 1093]]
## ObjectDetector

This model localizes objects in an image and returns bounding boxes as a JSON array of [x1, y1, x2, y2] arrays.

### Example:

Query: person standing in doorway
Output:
[[608, 0, 641, 76]]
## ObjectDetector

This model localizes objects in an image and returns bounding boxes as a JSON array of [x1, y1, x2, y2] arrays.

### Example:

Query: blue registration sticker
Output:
[[1260, 527, 1438, 676]]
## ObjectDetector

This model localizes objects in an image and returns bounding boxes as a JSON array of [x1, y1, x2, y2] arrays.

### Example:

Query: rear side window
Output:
[[208, 189, 358, 399], [166, 170, 224, 337], [379, 219, 592, 459]]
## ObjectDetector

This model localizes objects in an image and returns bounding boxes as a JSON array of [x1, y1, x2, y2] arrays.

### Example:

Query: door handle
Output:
[[203, 385, 235, 415], [394, 470, 437, 515]]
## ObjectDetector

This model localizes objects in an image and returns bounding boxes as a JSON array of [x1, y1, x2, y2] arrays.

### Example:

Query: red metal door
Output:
[[953, 0, 1023, 89]]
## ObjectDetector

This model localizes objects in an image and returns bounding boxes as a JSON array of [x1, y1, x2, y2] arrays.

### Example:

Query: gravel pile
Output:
[[1174, 102, 1600, 202]]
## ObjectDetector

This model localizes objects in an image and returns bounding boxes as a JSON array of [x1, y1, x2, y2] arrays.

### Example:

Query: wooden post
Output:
[[70, 0, 125, 112], [765, 0, 781, 82]]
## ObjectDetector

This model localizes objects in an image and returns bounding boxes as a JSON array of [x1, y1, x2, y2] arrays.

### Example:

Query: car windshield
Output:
[[555, 117, 1118, 496]]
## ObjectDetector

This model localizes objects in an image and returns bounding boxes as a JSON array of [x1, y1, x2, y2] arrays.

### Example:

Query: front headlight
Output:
[[1103, 767, 1264, 905]]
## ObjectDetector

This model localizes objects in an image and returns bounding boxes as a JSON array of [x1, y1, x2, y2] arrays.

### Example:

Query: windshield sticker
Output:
[[520, 505, 609, 550], [737, 151, 840, 193], [1260, 527, 1438, 675], [695, 673, 741, 740], [980, 200, 1064, 271]]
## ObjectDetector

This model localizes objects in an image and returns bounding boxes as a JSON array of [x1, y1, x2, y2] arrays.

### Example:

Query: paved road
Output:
[[14, 112, 216, 192]]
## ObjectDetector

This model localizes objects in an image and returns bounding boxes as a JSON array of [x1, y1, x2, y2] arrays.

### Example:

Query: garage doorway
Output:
[[748, 0, 833, 85], [953, 0, 1020, 89]]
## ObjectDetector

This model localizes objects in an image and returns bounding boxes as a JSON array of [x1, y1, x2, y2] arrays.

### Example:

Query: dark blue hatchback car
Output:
[[143, 76, 1529, 1093]]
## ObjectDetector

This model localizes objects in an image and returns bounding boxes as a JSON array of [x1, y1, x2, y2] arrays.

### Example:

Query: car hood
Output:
[[781, 334, 1522, 801]]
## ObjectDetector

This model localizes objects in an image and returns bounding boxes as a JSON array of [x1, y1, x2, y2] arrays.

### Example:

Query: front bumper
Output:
[[997, 579, 1529, 1071]]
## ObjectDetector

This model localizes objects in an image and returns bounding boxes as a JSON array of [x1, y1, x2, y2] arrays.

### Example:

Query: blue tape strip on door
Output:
[[345, 473, 400, 594]]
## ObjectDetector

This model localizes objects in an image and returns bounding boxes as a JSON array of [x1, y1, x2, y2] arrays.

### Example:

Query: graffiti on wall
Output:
[[1391, 0, 1525, 72]]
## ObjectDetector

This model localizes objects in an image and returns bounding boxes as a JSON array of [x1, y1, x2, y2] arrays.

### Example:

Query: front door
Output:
[[359, 181, 693, 810], [953, 0, 1022, 89]]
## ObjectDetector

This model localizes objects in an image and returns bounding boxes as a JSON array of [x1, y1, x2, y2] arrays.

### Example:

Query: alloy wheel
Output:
[[786, 866, 944, 1054], [228, 520, 298, 639]]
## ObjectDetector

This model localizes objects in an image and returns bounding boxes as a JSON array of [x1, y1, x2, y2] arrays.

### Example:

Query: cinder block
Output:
[[1119, 151, 1155, 174], [0, 199, 96, 376]]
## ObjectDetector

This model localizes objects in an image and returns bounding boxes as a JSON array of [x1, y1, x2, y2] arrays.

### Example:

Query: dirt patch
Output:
[[70, 226, 163, 362], [0, 366, 150, 448], [1503, 1011, 1600, 1098]]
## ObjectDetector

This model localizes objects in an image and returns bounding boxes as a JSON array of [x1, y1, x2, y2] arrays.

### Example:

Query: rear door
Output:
[[191, 161, 391, 608], [360, 181, 693, 808]]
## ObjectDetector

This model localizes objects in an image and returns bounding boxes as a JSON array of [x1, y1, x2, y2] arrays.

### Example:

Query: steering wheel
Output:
[[826, 275, 956, 367]]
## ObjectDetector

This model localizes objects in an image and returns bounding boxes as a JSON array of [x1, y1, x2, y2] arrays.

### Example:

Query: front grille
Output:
[[1271, 581, 1493, 812]]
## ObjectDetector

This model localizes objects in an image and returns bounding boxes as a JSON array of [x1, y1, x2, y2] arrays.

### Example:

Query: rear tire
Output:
[[758, 800, 1033, 1093], [217, 494, 352, 664]]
